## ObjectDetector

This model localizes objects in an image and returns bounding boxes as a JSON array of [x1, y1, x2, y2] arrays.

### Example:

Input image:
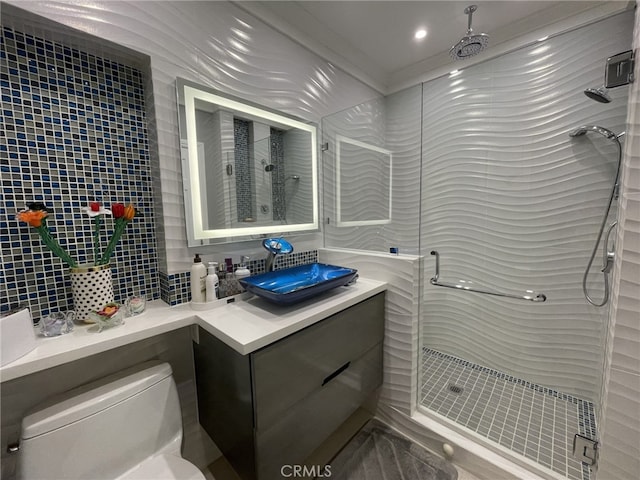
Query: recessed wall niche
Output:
[[0, 6, 159, 321]]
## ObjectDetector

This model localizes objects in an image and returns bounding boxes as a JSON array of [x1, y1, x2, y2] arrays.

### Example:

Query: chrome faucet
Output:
[[262, 237, 293, 272]]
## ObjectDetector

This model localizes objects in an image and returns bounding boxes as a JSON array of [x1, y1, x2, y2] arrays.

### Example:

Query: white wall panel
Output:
[[319, 248, 422, 415]]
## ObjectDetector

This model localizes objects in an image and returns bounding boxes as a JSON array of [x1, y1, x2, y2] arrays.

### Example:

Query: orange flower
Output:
[[17, 210, 48, 228], [16, 205, 76, 267], [97, 303, 119, 318], [123, 204, 135, 221]]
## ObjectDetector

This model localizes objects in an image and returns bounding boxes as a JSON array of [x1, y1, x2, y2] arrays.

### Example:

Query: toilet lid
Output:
[[117, 454, 206, 480]]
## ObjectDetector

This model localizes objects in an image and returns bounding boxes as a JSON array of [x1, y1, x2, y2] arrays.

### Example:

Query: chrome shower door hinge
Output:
[[573, 434, 599, 466], [605, 50, 634, 88]]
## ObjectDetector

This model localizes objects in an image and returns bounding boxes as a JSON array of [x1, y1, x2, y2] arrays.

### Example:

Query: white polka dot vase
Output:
[[70, 264, 115, 323]]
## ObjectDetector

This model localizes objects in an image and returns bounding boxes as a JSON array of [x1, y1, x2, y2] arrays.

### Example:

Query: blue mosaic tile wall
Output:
[[234, 119, 252, 222], [159, 250, 318, 305], [233, 120, 287, 223], [159, 271, 191, 306], [0, 26, 159, 321], [270, 128, 286, 221]]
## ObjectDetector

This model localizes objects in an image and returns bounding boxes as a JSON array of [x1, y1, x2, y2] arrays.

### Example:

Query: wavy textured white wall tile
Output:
[[420, 11, 634, 401], [598, 5, 640, 477], [9, 0, 379, 273], [319, 10, 634, 407], [319, 248, 422, 414], [322, 86, 422, 253]]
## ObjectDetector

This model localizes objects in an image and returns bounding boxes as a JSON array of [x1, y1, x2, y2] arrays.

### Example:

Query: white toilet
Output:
[[16, 361, 206, 480]]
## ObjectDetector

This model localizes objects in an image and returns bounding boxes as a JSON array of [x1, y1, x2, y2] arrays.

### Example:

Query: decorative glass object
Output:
[[39, 311, 75, 337], [17, 201, 136, 268], [88, 303, 124, 332], [125, 295, 146, 316], [70, 264, 114, 323]]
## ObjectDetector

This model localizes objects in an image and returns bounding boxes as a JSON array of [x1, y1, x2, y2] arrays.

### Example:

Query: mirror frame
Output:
[[178, 78, 319, 243]]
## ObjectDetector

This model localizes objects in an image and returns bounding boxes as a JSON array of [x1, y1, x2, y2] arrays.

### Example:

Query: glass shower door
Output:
[[417, 11, 632, 480], [321, 86, 422, 254]]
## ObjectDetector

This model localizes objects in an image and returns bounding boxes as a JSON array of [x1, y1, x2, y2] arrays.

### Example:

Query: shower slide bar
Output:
[[430, 251, 547, 302]]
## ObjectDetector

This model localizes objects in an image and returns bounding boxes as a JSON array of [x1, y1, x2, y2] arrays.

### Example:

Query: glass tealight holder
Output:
[[125, 295, 146, 316], [88, 303, 125, 332], [39, 311, 75, 337]]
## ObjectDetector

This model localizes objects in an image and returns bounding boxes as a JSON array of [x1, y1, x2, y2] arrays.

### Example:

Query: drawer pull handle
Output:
[[322, 361, 351, 386]]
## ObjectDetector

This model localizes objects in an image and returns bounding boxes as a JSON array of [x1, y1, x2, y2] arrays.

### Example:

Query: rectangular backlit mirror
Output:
[[176, 78, 319, 245]]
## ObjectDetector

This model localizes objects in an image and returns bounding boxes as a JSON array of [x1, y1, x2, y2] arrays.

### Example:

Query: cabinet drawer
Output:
[[251, 293, 384, 429], [255, 342, 382, 479]]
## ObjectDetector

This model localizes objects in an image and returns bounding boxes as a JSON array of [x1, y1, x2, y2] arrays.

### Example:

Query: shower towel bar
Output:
[[430, 251, 547, 303]]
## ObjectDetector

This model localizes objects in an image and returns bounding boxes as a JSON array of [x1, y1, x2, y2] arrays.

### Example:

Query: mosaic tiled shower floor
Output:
[[420, 348, 597, 480]]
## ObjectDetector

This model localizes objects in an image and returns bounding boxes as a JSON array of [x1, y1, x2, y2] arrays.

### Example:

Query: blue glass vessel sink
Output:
[[239, 263, 358, 305]]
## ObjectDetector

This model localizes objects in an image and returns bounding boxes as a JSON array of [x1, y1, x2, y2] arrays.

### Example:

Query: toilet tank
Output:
[[17, 361, 184, 480]]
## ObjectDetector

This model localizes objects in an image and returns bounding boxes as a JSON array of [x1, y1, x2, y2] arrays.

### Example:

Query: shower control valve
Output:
[[602, 251, 615, 274]]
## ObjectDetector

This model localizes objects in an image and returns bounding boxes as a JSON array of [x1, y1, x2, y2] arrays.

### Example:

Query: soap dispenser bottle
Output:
[[234, 256, 251, 293], [191, 254, 207, 303], [235, 256, 251, 279], [206, 262, 219, 302]]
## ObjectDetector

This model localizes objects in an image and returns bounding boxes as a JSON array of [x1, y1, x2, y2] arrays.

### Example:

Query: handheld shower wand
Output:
[[569, 125, 623, 306]]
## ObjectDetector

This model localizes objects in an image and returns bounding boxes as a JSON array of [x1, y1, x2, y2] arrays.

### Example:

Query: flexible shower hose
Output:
[[582, 140, 623, 307]]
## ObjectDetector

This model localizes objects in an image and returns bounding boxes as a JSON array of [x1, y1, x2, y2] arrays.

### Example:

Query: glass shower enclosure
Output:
[[321, 10, 632, 480]]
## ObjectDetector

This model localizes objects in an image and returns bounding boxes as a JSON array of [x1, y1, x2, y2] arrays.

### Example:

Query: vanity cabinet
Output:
[[193, 293, 385, 480]]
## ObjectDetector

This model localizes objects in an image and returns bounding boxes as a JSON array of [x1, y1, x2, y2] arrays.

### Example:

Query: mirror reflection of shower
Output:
[[261, 159, 276, 172], [274, 175, 301, 224], [233, 120, 304, 226], [569, 125, 624, 306]]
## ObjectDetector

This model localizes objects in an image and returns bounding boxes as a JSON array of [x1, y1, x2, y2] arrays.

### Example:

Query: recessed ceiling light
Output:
[[414, 29, 427, 40]]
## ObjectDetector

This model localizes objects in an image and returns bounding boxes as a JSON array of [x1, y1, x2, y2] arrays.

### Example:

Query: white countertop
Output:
[[0, 278, 386, 383]]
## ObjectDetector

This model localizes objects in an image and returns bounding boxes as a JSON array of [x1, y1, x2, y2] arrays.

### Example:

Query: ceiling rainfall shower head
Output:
[[449, 5, 489, 60], [584, 86, 612, 103]]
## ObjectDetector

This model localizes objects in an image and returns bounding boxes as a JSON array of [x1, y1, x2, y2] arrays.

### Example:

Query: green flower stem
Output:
[[98, 218, 128, 265], [93, 215, 102, 264], [36, 225, 77, 268]]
